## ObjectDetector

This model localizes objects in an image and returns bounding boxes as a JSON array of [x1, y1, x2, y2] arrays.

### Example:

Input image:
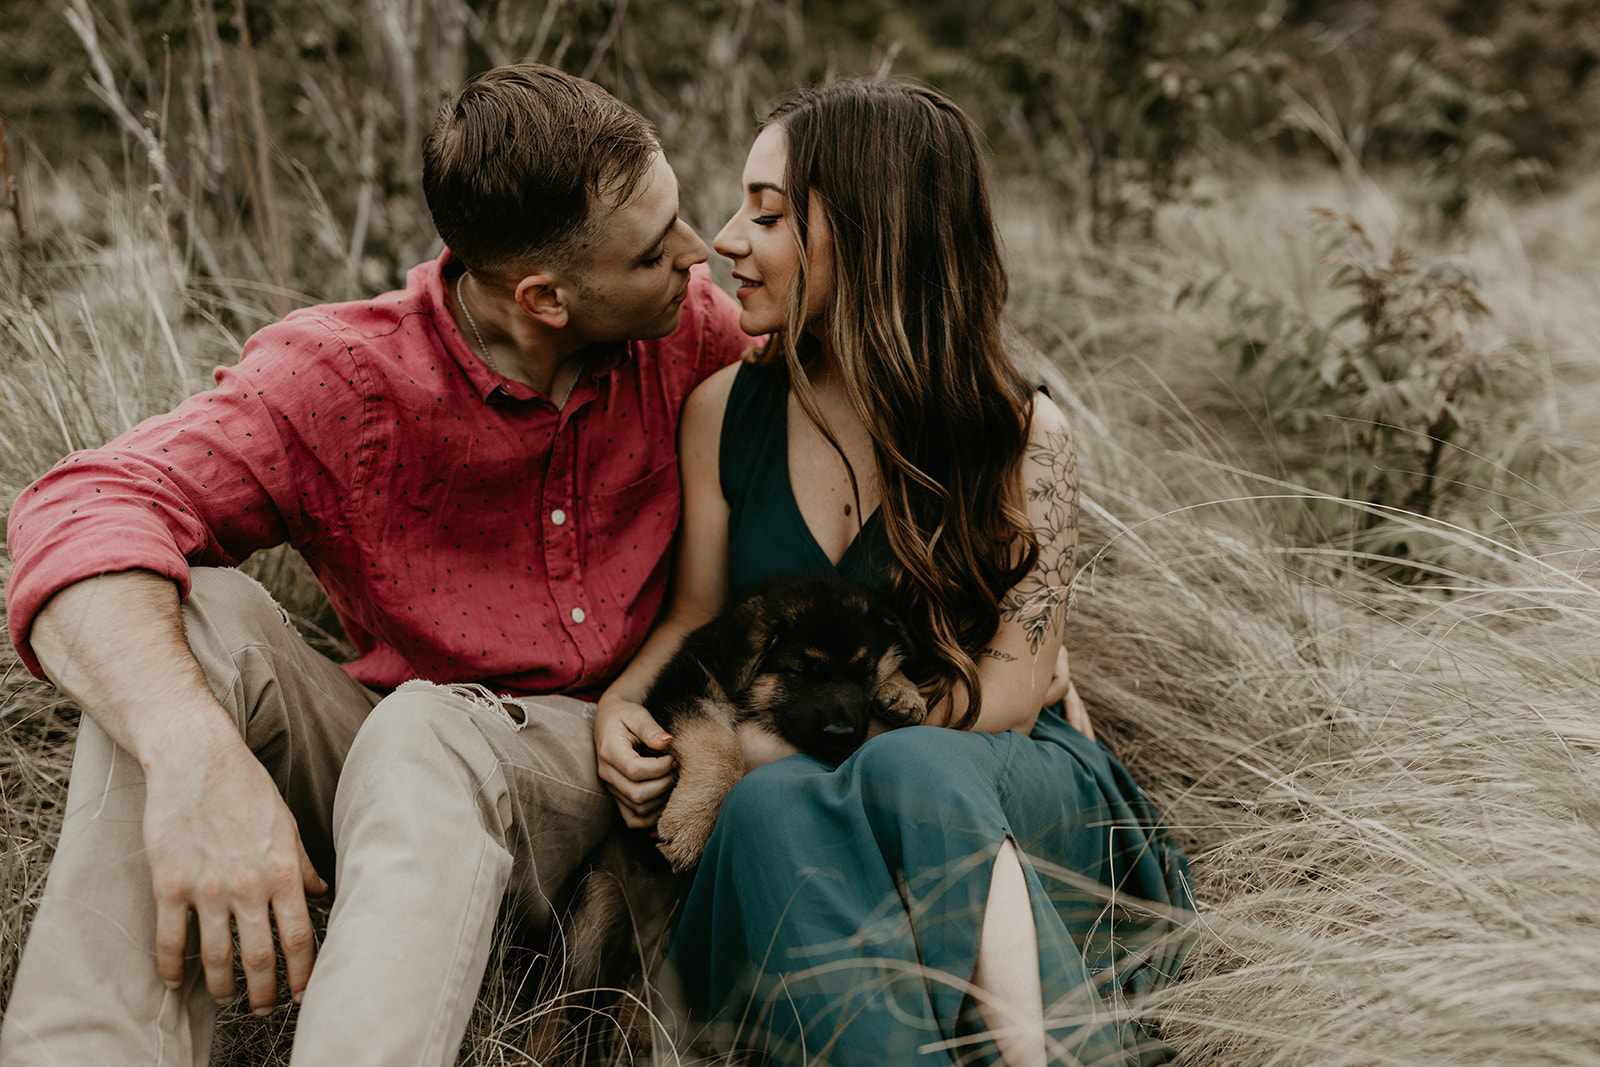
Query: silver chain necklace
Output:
[[454, 272, 577, 407]]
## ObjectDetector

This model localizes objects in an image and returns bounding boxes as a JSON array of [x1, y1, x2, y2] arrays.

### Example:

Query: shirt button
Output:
[[551, 509, 567, 526], [570, 607, 586, 624]]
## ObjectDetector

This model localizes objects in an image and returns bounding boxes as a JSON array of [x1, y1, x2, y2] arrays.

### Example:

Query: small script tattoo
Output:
[[1001, 426, 1079, 654], [978, 648, 1017, 663]]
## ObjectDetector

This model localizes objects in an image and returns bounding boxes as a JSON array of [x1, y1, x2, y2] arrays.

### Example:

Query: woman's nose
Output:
[[712, 215, 745, 260]]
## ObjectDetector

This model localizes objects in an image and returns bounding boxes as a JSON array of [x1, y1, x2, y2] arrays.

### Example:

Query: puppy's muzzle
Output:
[[789, 681, 871, 756]]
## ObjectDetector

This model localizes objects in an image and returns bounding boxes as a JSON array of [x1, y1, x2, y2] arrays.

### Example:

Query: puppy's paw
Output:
[[874, 670, 927, 727], [655, 799, 716, 873]]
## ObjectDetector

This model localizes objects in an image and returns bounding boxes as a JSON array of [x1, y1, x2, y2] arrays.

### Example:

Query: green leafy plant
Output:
[[958, 0, 1289, 240], [1203, 208, 1534, 552], [1370, 39, 1548, 226], [1264, 1, 1596, 209]]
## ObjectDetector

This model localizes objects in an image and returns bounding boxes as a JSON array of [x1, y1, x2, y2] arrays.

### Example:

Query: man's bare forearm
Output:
[[29, 569, 241, 772], [30, 567, 325, 1008]]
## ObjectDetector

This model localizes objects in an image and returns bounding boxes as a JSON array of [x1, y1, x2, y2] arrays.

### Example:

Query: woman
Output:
[[596, 79, 1192, 1066]]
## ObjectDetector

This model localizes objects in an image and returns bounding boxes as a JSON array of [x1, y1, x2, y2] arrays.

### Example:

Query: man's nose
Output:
[[676, 220, 709, 269]]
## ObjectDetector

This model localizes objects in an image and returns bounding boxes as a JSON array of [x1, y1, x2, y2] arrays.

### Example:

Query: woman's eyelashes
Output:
[[753, 214, 782, 226]]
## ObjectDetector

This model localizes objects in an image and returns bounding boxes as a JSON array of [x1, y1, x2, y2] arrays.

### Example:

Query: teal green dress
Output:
[[668, 362, 1193, 1065]]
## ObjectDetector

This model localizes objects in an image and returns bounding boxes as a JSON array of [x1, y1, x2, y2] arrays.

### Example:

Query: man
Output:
[[1, 64, 751, 1065]]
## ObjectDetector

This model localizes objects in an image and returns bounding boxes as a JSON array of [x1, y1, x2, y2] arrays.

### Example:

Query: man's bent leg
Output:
[[0, 568, 378, 1066], [291, 684, 614, 1067]]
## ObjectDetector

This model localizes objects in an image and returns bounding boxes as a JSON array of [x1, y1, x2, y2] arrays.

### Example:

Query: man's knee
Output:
[[338, 684, 611, 931], [344, 685, 499, 787], [180, 566, 370, 746], [181, 566, 296, 670]]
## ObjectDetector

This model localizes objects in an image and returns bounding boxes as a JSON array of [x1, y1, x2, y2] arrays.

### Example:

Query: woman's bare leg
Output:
[[973, 837, 1048, 1066]]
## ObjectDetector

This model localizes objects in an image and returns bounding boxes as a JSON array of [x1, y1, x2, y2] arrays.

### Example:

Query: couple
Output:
[[2, 64, 1190, 1066]]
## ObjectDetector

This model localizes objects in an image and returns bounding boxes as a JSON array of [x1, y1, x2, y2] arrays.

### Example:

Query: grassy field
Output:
[[1009, 168, 1600, 1065], [5, 68, 1600, 1067]]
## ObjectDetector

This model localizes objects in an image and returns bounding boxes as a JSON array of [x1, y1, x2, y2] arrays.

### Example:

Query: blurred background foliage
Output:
[[1, 0, 1593, 553], [3, 0, 1598, 305]]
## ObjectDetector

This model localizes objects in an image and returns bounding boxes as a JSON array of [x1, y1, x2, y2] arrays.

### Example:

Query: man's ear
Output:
[[512, 272, 572, 329]]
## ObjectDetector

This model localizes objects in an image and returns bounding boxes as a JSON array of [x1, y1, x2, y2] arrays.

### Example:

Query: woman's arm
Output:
[[928, 394, 1079, 735], [595, 361, 740, 827]]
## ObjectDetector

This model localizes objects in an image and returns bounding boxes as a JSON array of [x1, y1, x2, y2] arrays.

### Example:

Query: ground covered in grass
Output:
[[4, 162, 1600, 1064]]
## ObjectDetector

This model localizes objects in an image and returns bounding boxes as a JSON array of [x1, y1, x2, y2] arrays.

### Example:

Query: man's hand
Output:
[[594, 696, 676, 829], [28, 570, 323, 1014], [143, 728, 326, 1013]]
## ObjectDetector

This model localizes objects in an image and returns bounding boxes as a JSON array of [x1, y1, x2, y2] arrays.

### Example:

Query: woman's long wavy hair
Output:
[[751, 78, 1037, 727]]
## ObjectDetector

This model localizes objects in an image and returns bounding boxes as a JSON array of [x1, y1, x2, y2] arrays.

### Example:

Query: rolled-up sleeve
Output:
[[5, 316, 366, 677]]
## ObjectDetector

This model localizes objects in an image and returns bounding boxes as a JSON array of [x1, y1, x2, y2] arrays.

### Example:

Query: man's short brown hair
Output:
[[423, 64, 659, 282]]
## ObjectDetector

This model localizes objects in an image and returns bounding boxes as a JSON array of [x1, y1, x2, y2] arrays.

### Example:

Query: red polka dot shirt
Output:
[[6, 253, 753, 698]]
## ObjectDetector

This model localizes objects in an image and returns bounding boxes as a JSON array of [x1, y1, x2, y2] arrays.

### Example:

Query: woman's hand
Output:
[[1043, 646, 1095, 740], [1062, 679, 1095, 741], [1042, 646, 1072, 707], [594, 695, 677, 829]]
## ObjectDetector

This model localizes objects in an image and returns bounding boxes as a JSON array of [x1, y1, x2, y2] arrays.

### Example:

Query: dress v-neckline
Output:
[[780, 389, 879, 571]]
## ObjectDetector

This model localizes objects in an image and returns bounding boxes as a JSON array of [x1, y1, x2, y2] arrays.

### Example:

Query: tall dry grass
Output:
[[5, 30, 1600, 1067], [1003, 170, 1600, 1065]]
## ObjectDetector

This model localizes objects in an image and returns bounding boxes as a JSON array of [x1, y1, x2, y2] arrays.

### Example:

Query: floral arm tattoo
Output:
[[1000, 425, 1079, 654]]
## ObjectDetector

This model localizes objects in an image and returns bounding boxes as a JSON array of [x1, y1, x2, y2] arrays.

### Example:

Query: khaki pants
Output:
[[0, 568, 615, 1066]]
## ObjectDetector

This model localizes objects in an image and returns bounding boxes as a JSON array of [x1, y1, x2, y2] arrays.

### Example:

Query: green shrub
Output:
[[964, 0, 1288, 240], [1369, 39, 1548, 226], [1267, 2, 1586, 220], [1198, 208, 1541, 559]]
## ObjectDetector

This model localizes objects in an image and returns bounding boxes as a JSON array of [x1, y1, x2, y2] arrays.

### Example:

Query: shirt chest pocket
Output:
[[581, 459, 680, 566]]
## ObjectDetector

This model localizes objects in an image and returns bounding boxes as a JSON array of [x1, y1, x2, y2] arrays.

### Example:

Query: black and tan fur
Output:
[[528, 572, 926, 1060], [648, 570, 927, 870]]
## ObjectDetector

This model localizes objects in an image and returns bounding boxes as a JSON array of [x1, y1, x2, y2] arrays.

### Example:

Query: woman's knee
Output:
[[849, 726, 990, 787], [843, 727, 1006, 834], [707, 759, 826, 853], [715, 762, 793, 829]]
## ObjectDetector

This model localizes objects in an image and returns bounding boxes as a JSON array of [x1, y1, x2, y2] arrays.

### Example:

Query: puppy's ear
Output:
[[718, 589, 785, 697], [730, 622, 784, 696], [869, 594, 915, 656]]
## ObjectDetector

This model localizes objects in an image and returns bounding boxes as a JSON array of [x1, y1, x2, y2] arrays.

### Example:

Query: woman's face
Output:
[[713, 125, 832, 337]]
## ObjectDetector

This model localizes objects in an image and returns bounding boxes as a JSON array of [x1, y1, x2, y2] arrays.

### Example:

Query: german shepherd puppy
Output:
[[527, 571, 927, 1060], [649, 570, 928, 870]]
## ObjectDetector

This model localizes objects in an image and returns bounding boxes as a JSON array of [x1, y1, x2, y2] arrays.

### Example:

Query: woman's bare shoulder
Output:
[[1025, 388, 1072, 444], [1017, 388, 1079, 561], [683, 358, 747, 429]]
